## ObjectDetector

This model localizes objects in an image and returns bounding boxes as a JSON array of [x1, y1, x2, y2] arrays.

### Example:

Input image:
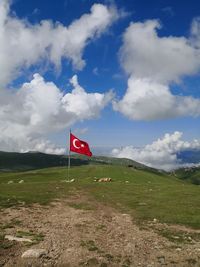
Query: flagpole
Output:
[[67, 129, 71, 179]]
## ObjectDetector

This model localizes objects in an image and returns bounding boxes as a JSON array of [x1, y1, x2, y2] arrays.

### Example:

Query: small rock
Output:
[[153, 218, 158, 223], [98, 177, 112, 182], [7, 181, 13, 184], [63, 179, 75, 183], [18, 201, 25, 205], [157, 256, 165, 264], [172, 236, 180, 240], [176, 248, 182, 252], [139, 202, 147, 206], [18, 180, 24, 184], [22, 249, 47, 258], [5, 235, 32, 243]]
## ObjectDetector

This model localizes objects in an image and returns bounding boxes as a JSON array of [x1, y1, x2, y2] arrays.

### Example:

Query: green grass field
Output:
[[0, 165, 200, 228]]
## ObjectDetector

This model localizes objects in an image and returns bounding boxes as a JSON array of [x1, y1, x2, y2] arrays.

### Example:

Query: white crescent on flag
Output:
[[73, 139, 80, 149]]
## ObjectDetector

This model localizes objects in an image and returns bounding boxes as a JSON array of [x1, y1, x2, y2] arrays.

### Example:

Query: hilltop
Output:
[[0, 151, 159, 173], [0, 151, 83, 172]]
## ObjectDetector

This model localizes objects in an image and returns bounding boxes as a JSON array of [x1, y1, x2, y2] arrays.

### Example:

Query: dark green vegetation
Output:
[[175, 167, 200, 185], [175, 150, 200, 185], [16, 230, 45, 243], [156, 228, 200, 244], [0, 151, 88, 172], [0, 164, 200, 228], [73, 154, 157, 170], [80, 240, 99, 251], [0, 151, 160, 172]]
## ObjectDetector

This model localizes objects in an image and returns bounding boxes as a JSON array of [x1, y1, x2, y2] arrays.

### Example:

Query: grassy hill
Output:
[[71, 154, 162, 173], [0, 151, 89, 172], [175, 166, 200, 185], [0, 151, 159, 172], [0, 164, 199, 228]]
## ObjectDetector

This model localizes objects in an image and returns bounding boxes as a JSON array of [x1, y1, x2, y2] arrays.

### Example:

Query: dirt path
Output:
[[0, 194, 200, 267]]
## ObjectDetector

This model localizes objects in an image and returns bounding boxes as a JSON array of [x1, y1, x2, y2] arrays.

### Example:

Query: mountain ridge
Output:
[[2, 151, 200, 185], [0, 151, 158, 172]]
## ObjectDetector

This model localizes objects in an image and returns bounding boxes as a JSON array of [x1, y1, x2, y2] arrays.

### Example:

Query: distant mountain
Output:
[[177, 150, 200, 164], [175, 166, 200, 185], [171, 150, 200, 185], [0, 151, 161, 173]]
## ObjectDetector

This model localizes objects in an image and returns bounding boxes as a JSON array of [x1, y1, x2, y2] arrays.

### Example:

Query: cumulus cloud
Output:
[[18, 139, 66, 155], [190, 17, 200, 48], [112, 131, 200, 171], [0, 74, 113, 153], [0, 1, 118, 153], [114, 19, 200, 120], [62, 75, 113, 120], [119, 20, 200, 83], [113, 77, 200, 120], [0, 0, 119, 86]]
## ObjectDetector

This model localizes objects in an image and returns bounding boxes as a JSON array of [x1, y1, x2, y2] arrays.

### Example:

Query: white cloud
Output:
[[114, 19, 200, 120], [93, 67, 99, 75], [162, 7, 174, 17], [20, 139, 66, 155], [0, 0, 119, 86], [0, 74, 113, 153], [73, 127, 89, 135], [113, 77, 200, 120], [0, 0, 118, 153], [112, 131, 200, 171], [190, 17, 200, 48], [63, 75, 114, 119], [119, 20, 200, 83]]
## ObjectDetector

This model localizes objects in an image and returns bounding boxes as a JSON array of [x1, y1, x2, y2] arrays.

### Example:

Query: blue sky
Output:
[[1, 0, 200, 169]]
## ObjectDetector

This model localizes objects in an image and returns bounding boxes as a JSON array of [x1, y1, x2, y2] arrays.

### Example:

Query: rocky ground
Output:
[[0, 193, 200, 267]]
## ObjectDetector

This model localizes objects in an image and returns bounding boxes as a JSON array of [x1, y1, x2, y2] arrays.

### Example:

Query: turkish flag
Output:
[[70, 133, 92, 157]]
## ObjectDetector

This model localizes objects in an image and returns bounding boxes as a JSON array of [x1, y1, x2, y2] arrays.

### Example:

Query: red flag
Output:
[[70, 133, 92, 157]]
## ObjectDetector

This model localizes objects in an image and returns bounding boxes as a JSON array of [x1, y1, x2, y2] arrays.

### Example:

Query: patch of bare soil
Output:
[[0, 194, 200, 267]]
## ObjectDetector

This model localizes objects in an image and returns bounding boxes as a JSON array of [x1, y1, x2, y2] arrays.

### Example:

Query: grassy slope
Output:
[[72, 154, 156, 169], [175, 167, 200, 185], [0, 165, 199, 228], [0, 151, 89, 171], [0, 151, 154, 172]]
